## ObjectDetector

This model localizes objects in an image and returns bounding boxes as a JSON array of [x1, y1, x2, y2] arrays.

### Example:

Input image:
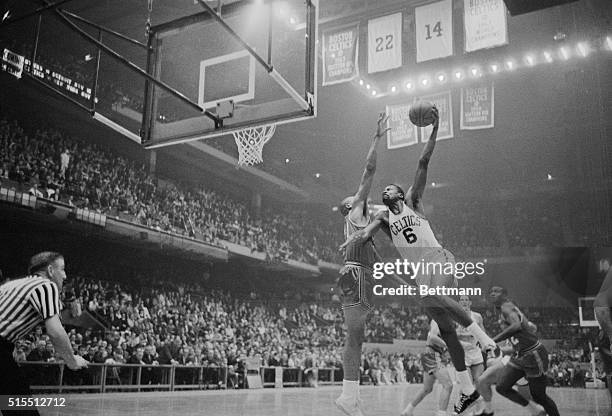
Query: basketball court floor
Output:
[[38, 384, 610, 416]]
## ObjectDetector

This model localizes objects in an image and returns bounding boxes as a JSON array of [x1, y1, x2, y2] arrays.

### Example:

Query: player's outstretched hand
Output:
[[375, 112, 391, 138], [67, 355, 89, 370], [431, 106, 440, 128]]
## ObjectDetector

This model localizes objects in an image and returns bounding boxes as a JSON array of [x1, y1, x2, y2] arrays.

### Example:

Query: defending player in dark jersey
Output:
[[335, 113, 389, 416], [489, 286, 560, 416], [339, 108, 498, 414], [476, 321, 542, 416]]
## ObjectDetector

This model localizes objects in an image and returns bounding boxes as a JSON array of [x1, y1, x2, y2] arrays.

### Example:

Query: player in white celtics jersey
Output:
[[340, 108, 498, 414]]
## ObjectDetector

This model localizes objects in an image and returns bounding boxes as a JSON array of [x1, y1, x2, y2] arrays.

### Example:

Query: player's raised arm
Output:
[[492, 303, 522, 343], [339, 210, 390, 251], [408, 107, 439, 207], [350, 113, 390, 219]]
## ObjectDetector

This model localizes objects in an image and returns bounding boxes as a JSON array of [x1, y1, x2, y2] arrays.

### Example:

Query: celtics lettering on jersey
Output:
[[388, 204, 441, 261]]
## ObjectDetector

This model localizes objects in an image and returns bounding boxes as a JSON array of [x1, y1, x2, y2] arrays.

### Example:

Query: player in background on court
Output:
[[489, 286, 560, 416], [594, 265, 612, 414], [334, 113, 390, 416], [456, 295, 488, 416], [401, 319, 453, 416], [476, 321, 540, 416], [339, 107, 498, 414]]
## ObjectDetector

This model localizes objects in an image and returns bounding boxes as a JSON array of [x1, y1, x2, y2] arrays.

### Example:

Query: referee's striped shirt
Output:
[[0, 276, 61, 343]]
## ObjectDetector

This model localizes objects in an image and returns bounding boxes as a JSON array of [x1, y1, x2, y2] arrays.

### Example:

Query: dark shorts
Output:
[[338, 265, 374, 311], [508, 344, 548, 378]]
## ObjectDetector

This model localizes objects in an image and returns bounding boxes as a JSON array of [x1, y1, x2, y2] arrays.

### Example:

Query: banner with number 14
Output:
[[415, 0, 453, 62]]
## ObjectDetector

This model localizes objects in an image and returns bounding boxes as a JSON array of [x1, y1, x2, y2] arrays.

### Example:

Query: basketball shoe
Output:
[[335, 396, 365, 416], [453, 390, 481, 414]]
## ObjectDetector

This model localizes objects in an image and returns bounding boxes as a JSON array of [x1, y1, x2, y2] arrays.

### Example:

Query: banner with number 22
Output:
[[367, 13, 402, 74]]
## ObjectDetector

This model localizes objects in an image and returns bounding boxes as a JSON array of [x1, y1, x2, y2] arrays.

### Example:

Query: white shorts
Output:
[[465, 348, 484, 367], [416, 248, 457, 293]]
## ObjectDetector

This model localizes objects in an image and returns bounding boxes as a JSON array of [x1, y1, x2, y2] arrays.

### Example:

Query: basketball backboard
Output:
[[140, 0, 318, 149]]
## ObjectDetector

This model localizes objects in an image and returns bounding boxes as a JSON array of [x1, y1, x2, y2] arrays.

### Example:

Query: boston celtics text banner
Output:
[[322, 23, 360, 86], [464, 0, 508, 52], [417, 91, 454, 141], [386, 103, 419, 150], [460, 82, 495, 130]]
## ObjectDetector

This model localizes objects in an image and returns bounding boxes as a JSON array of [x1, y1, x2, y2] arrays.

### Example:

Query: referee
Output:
[[0, 252, 88, 415]]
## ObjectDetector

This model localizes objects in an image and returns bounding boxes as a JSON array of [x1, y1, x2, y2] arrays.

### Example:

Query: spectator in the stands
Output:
[[60, 149, 70, 177], [26, 340, 51, 362]]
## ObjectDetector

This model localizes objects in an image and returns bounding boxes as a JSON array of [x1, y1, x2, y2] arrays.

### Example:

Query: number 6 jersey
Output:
[[387, 203, 442, 262]]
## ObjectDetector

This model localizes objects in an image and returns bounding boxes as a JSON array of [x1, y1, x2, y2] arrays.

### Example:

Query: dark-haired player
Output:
[[489, 286, 560, 416], [340, 108, 497, 414], [476, 321, 541, 416], [334, 113, 389, 416]]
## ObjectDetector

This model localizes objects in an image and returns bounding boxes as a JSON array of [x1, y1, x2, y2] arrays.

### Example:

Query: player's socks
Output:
[[340, 379, 358, 402], [483, 400, 493, 412], [456, 370, 476, 395], [400, 403, 414, 416], [466, 322, 495, 348]]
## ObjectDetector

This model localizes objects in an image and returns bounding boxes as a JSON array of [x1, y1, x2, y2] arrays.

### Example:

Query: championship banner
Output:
[[385, 103, 419, 150], [322, 23, 360, 86], [415, 0, 453, 62], [464, 0, 508, 52], [460, 82, 494, 130], [367, 13, 403, 74], [417, 91, 453, 141]]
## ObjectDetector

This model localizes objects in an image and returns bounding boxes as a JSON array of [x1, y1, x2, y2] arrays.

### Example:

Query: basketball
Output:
[[409, 101, 436, 127]]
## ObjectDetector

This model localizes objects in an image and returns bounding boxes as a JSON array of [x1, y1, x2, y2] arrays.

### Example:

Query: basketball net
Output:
[[233, 124, 276, 166]]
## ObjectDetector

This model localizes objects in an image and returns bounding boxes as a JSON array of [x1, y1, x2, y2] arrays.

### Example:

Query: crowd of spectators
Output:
[[0, 116, 344, 264], [5, 267, 603, 391]]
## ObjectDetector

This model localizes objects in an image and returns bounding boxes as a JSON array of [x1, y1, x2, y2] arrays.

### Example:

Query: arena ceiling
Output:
[[2, 0, 611, 207]]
